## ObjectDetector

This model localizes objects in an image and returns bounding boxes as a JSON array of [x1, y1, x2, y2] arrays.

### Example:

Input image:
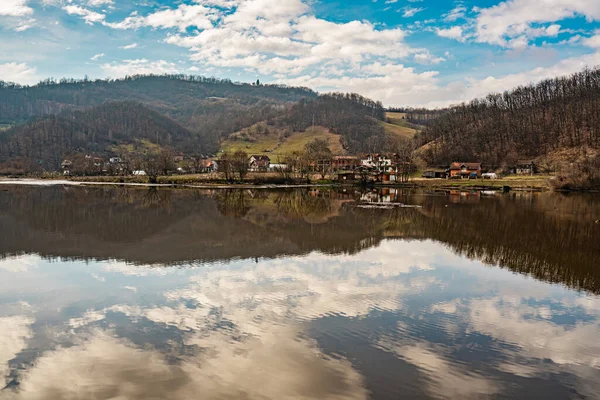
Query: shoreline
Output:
[[0, 175, 570, 191]]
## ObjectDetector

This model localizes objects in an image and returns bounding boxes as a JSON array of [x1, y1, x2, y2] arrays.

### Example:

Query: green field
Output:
[[219, 126, 345, 162]]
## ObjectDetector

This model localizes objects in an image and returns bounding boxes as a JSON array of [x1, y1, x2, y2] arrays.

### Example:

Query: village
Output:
[[60, 150, 538, 185]]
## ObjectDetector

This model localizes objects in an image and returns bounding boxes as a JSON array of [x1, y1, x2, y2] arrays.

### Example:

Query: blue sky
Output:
[[1, 0, 600, 107]]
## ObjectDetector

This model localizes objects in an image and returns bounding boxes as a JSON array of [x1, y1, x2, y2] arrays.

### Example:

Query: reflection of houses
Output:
[[511, 160, 536, 175], [249, 155, 271, 172], [449, 162, 482, 178], [448, 190, 481, 204]]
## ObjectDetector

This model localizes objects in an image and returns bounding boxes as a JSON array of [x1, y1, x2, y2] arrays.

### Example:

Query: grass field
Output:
[[219, 126, 345, 162], [381, 121, 417, 139]]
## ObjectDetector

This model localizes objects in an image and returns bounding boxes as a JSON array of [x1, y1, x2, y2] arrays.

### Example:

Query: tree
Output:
[[232, 150, 249, 181], [218, 152, 233, 182], [304, 138, 333, 179]]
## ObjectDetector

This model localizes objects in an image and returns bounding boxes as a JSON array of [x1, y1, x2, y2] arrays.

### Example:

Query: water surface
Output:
[[0, 186, 599, 399]]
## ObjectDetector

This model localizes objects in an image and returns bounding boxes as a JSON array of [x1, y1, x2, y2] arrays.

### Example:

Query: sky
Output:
[[1, 0, 600, 107]]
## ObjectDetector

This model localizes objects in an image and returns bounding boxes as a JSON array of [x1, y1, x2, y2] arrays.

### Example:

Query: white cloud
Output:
[[90, 53, 105, 61], [0, 62, 39, 85], [279, 50, 600, 107], [402, 7, 425, 18], [120, 43, 138, 49], [101, 59, 181, 77], [14, 18, 36, 32], [435, 26, 465, 41], [0, 0, 33, 17], [474, 0, 600, 47], [62, 5, 105, 25], [105, 4, 215, 32], [87, 0, 113, 6], [583, 30, 600, 48]]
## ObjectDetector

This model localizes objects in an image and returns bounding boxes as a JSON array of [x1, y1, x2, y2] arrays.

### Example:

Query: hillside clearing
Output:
[[219, 126, 345, 162], [381, 121, 417, 139]]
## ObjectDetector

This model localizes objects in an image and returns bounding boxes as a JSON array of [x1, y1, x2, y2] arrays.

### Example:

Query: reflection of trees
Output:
[[142, 187, 172, 208], [273, 190, 332, 220], [0, 187, 599, 294], [215, 189, 250, 217]]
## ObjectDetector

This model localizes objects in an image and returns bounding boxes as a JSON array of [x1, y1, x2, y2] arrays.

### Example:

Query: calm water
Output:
[[0, 184, 599, 399]]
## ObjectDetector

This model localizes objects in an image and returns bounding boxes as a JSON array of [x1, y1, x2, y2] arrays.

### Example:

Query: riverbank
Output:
[[0, 174, 559, 191]]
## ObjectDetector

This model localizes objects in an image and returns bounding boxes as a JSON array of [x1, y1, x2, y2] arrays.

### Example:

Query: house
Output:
[[336, 171, 358, 182], [361, 154, 394, 170], [248, 155, 271, 172], [422, 170, 446, 178], [269, 163, 289, 172], [512, 160, 536, 175], [199, 159, 216, 173], [173, 152, 185, 162], [449, 162, 482, 178], [331, 156, 360, 171]]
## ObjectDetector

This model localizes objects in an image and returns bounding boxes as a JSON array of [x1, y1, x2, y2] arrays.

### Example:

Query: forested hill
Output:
[[418, 67, 600, 167], [0, 101, 196, 172], [0, 75, 316, 124], [0, 75, 392, 173]]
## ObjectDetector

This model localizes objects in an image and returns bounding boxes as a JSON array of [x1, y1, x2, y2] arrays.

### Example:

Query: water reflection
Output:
[[0, 186, 599, 399]]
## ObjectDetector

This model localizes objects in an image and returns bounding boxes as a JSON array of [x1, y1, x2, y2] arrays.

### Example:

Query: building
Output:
[[199, 159, 216, 173], [249, 155, 271, 172], [449, 162, 482, 178], [331, 156, 360, 171], [269, 163, 289, 172], [361, 154, 394, 170], [512, 160, 536, 175], [173, 152, 184, 162], [336, 171, 358, 182]]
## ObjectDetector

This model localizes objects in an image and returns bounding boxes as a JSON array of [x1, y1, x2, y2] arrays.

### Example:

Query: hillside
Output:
[[220, 126, 345, 162], [0, 76, 316, 126], [0, 101, 197, 173], [0, 76, 395, 173], [417, 67, 600, 169]]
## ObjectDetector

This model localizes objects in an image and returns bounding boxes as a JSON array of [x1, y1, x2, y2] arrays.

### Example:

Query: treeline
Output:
[[0, 101, 197, 172], [418, 67, 600, 166], [387, 106, 447, 126], [274, 93, 387, 153], [0, 74, 316, 125]]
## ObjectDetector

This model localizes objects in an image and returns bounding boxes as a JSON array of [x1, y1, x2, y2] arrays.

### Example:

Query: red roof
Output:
[[449, 162, 481, 170]]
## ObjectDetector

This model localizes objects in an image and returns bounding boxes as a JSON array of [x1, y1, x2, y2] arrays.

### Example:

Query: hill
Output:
[[416, 67, 600, 171], [0, 101, 197, 173], [0, 76, 394, 173]]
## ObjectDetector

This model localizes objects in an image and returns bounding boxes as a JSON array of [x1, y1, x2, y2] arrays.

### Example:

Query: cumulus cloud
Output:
[[474, 0, 600, 47], [0, 0, 33, 17], [0, 63, 39, 85], [90, 53, 104, 61], [435, 26, 465, 42], [62, 5, 105, 25]]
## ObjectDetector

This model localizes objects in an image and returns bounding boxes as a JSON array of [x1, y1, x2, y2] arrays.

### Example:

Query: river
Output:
[[0, 185, 599, 399]]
